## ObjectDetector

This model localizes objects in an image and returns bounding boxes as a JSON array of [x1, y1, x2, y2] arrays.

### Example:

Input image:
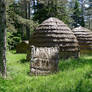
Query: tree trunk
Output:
[[0, 0, 7, 78], [24, 0, 31, 40], [26, 1, 31, 40]]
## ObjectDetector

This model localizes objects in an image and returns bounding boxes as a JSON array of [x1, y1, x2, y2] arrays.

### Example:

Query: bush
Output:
[[7, 28, 21, 50]]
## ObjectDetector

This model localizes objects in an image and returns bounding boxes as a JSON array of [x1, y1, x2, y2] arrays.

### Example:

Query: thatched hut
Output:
[[28, 17, 79, 75], [72, 26, 92, 54], [16, 41, 29, 53], [30, 17, 79, 59]]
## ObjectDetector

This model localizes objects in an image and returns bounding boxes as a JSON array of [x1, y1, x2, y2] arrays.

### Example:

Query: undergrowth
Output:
[[0, 51, 92, 92]]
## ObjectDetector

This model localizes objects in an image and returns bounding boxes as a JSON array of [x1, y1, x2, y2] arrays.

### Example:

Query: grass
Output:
[[0, 51, 92, 92]]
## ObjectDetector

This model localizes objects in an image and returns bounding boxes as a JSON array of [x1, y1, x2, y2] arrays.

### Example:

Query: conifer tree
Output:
[[72, 0, 85, 27], [33, 0, 71, 24]]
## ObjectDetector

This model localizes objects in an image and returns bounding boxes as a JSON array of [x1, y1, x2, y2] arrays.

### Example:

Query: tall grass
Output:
[[0, 51, 92, 92]]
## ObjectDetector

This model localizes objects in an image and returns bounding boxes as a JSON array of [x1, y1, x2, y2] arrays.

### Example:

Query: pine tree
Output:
[[72, 0, 85, 27], [80, 8, 85, 27], [33, 0, 71, 24]]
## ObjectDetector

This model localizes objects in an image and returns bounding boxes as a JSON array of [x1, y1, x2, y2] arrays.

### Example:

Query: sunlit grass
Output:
[[0, 51, 92, 92]]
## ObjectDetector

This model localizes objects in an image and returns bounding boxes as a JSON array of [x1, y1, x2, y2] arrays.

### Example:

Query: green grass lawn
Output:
[[0, 51, 92, 92]]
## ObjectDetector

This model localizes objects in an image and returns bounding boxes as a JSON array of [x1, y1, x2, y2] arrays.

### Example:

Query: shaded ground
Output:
[[0, 51, 92, 92]]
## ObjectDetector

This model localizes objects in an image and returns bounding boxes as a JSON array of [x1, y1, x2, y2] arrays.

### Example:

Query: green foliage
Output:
[[33, 3, 49, 23], [6, 1, 22, 49], [6, 23, 21, 49], [72, 0, 85, 27], [0, 52, 92, 92], [7, 31, 21, 50], [6, 0, 38, 49], [33, 0, 73, 25]]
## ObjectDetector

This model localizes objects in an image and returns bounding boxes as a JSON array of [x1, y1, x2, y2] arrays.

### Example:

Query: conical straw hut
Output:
[[16, 41, 29, 53], [29, 17, 79, 75], [72, 26, 92, 54], [30, 17, 79, 59]]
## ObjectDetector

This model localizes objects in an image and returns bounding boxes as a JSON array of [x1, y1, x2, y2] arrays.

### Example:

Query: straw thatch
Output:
[[30, 17, 79, 59], [16, 41, 29, 53], [28, 17, 79, 75], [72, 26, 92, 54], [30, 46, 59, 75]]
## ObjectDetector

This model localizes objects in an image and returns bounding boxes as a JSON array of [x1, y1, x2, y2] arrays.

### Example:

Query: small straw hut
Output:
[[16, 41, 29, 53], [72, 26, 92, 54], [28, 17, 79, 75]]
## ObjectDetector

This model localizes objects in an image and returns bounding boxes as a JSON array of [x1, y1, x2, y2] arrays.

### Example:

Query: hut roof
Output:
[[30, 17, 79, 51], [72, 26, 92, 50]]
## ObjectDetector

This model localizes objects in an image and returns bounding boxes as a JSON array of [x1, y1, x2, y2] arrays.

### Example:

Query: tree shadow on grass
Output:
[[19, 59, 29, 63], [59, 56, 92, 71], [10, 50, 26, 55]]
